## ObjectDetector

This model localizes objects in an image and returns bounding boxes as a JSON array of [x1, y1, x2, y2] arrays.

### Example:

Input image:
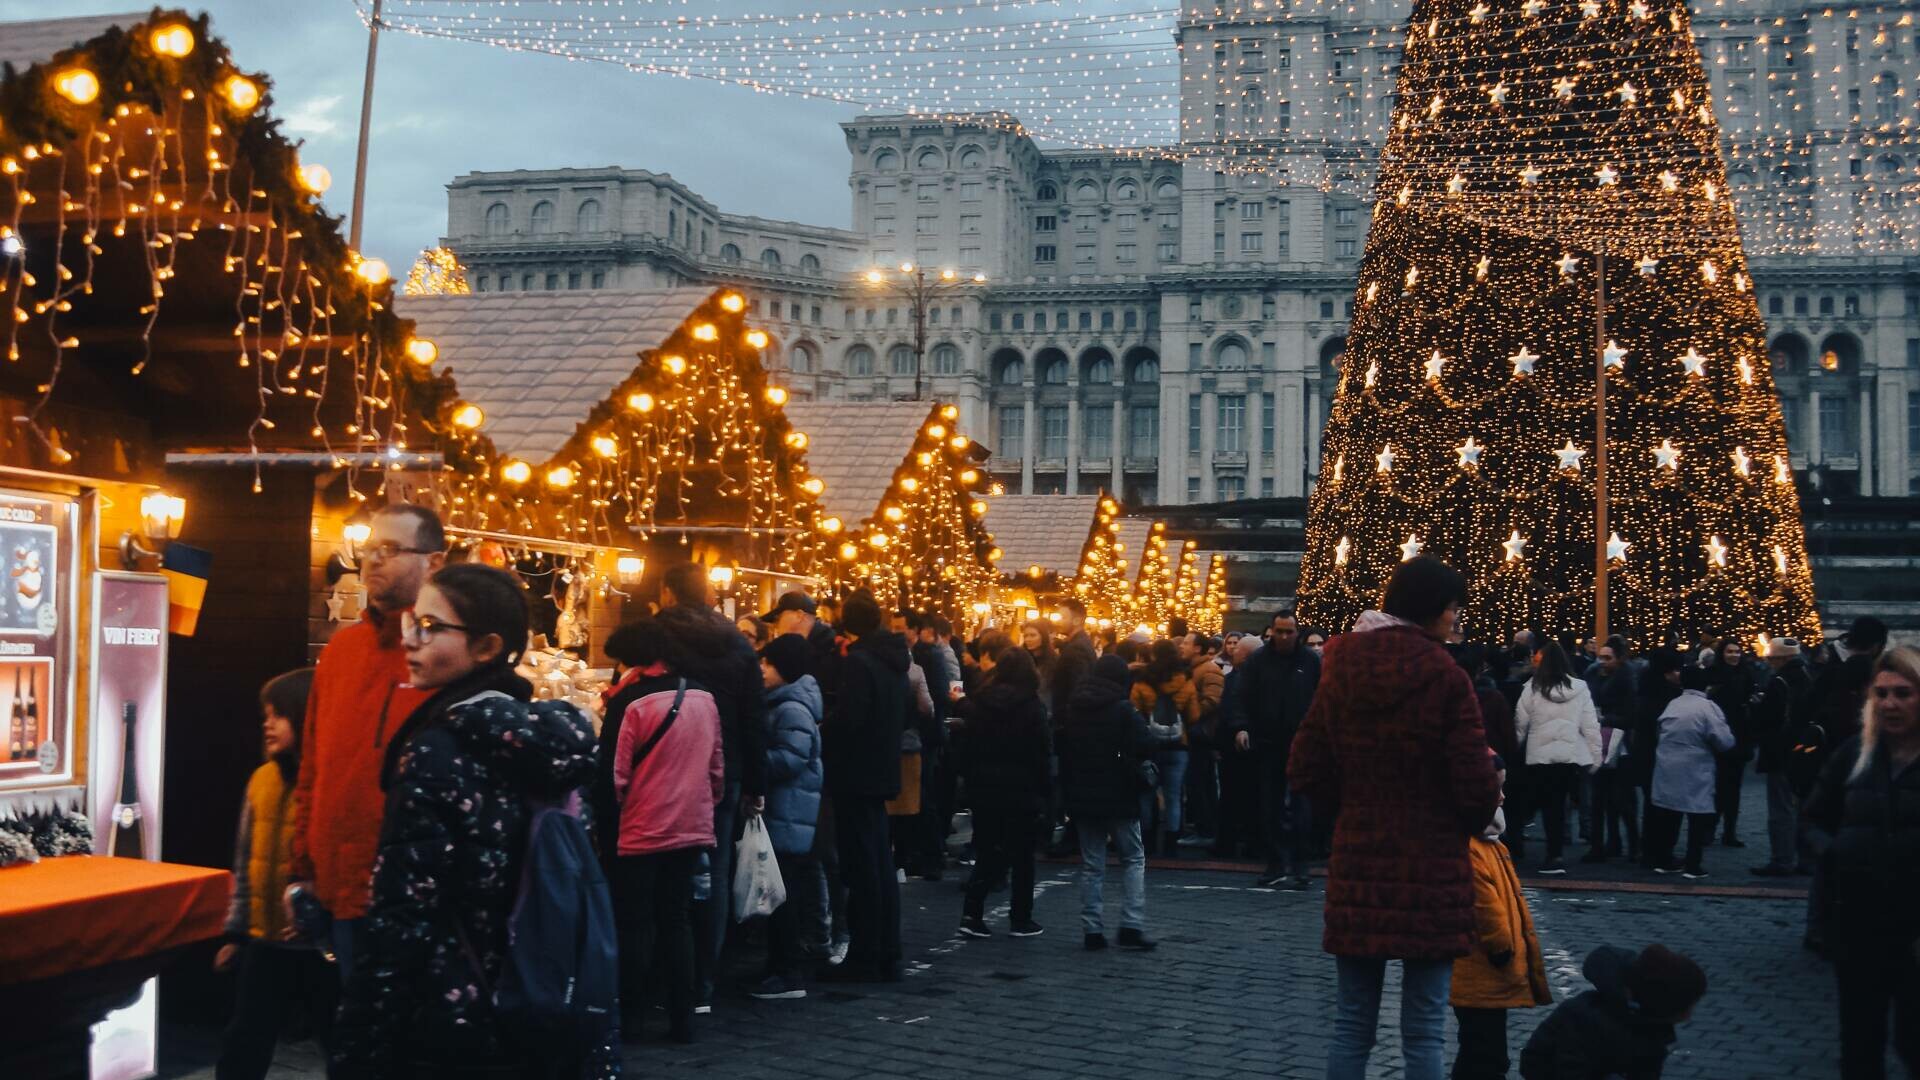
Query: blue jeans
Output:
[[1139, 749, 1189, 836], [1076, 818, 1145, 934], [1327, 955, 1452, 1080]]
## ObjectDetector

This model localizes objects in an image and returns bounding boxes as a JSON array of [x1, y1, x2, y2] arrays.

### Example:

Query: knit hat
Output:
[[761, 634, 811, 686], [1765, 636, 1802, 659], [1626, 944, 1708, 1023]]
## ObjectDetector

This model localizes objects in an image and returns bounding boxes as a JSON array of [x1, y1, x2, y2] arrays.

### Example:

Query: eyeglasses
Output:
[[400, 612, 469, 645], [360, 541, 437, 565]]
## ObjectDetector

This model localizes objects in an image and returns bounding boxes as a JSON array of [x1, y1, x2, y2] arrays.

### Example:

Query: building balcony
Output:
[[1124, 456, 1158, 473], [1079, 456, 1113, 472], [1035, 457, 1068, 472], [1212, 451, 1248, 469]]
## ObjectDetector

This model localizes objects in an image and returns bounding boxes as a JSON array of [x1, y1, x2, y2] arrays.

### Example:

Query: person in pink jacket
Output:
[[609, 618, 725, 1044]]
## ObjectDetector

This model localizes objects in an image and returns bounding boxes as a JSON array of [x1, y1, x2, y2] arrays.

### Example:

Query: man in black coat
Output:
[[818, 590, 910, 982], [1051, 598, 1098, 722], [1750, 636, 1813, 877], [1228, 608, 1321, 888], [1059, 654, 1156, 951], [766, 589, 838, 704]]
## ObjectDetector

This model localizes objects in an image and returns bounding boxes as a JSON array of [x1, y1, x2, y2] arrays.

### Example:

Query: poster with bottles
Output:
[[0, 489, 74, 792]]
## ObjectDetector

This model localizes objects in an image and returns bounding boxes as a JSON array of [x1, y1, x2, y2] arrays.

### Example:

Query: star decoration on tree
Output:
[[1429, 95, 1445, 119], [1510, 345, 1539, 376], [1704, 535, 1729, 567], [1502, 530, 1529, 562], [1447, 173, 1469, 194], [1522, 0, 1546, 14], [1488, 81, 1509, 104], [1456, 436, 1485, 466], [1629, 0, 1651, 18], [1774, 455, 1792, 484], [1335, 535, 1352, 566], [1659, 170, 1680, 191], [1737, 357, 1756, 384], [1617, 80, 1639, 105], [1425, 350, 1448, 380], [1678, 347, 1708, 376], [1654, 439, 1682, 469], [1476, 256, 1491, 279], [1603, 339, 1629, 369], [1554, 76, 1578, 101], [1470, 2, 1491, 21], [1556, 252, 1581, 275], [1376, 444, 1397, 473], [1555, 440, 1587, 470], [1732, 446, 1753, 476], [1606, 532, 1632, 561], [1399, 534, 1425, 561], [1595, 163, 1620, 186], [1364, 361, 1379, 388], [1773, 545, 1790, 575], [1701, 259, 1720, 284], [1333, 454, 1346, 484], [1520, 163, 1543, 185], [1580, 0, 1602, 18], [1636, 255, 1660, 276]]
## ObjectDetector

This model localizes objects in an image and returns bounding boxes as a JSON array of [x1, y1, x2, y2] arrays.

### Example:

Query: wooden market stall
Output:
[[781, 400, 997, 630], [982, 493, 1100, 626]]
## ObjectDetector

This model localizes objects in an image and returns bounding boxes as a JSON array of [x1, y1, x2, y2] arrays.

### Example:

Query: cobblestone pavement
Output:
[[166, 853, 1876, 1080]]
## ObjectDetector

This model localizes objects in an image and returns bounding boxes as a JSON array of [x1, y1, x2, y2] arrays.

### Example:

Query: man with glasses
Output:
[[288, 503, 445, 983]]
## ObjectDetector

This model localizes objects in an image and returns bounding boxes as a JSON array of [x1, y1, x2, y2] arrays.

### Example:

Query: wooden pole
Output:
[[1594, 251, 1610, 644], [348, 0, 384, 251]]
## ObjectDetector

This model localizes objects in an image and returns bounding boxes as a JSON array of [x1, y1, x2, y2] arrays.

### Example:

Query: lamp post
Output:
[[864, 263, 987, 401]]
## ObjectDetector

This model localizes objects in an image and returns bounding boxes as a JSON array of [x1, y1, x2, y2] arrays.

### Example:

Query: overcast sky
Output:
[[20, 1, 890, 264]]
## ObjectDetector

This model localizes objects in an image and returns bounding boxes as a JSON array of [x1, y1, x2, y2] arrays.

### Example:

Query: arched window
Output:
[[930, 343, 961, 375], [889, 344, 917, 376], [1154, 179, 1180, 201], [1217, 341, 1249, 370], [958, 146, 985, 170], [1035, 181, 1059, 201], [1085, 356, 1114, 383], [1320, 337, 1348, 377], [846, 345, 875, 376], [789, 342, 816, 374], [873, 149, 899, 172], [760, 248, 782, 269], [1129, 357, 1159, 383], [668, 209, 678, 237], [575, 199, 602, 233], [917, 147, 945, 171], [1114, 180, 1138, 202], [998, 358, 1025, 385], [1041, 358, 1069, 384], [1819, 333, 1862, 375], [799, 253, 822, 274], [1876, 154, 1904, 179], [1240, 84, 1265, 123], [1769, 334, 1809, 376], [720, 243, 741, 262], [484, 202, 510, 236], [1876, 72, 1900, 125], [1074, 179, 1102, 203], [530, 200, 555, 234]]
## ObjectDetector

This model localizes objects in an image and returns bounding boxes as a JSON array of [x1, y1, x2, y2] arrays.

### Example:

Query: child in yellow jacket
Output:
[[1452, 762, 1554, 1080]]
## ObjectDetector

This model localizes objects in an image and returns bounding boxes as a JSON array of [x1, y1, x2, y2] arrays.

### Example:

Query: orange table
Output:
[[0, 854, 232, 986]]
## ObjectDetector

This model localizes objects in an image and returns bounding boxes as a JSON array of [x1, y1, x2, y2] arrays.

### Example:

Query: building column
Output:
[[1858, 384, 1874, 493], [1066, 395, 1081, 495], [1110, 398, 1125, 495], [1281, 375, 1308, 497], [1877, 369, 1911, 496], [1158, 379, 1184, 506], [1199, 388, 1218, 501], [1022, 392, 1037, 494], [1808, 388, 1823, 466]]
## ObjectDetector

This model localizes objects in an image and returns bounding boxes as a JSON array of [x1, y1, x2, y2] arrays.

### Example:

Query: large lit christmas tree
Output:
[[1296, 0, 1820, 645]]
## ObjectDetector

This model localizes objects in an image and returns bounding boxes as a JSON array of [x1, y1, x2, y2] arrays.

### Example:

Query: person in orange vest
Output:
[[286, 504, 444, 982]]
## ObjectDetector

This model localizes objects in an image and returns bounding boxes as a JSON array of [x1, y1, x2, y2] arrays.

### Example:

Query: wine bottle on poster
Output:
[[5, 668, 19, 763], [108, 701, 146, 859], [20, 667, 36, 753]]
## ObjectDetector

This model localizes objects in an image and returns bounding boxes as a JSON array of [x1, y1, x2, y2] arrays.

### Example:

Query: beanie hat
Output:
[[1626, 944, 1707, 1023], [761, 634, 811, 686]]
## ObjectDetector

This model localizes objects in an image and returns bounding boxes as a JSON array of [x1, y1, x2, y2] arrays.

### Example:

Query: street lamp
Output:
[[864, 263, 988, 401]]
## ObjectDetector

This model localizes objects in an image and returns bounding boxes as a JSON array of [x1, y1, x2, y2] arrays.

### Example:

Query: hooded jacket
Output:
[[1515, 678, 1603, 768], [331, 671, 616, 1080], [1287, 612, 1501, 960], [1451, 832, 1553, 1011], [762, 675, 825, 856], [657, 603, 767, 797], [1519, 946, 1677, 1080], [826, 631, 911, 799], [1650, 689, 1735, 815], [1058, 658, 1153, 821], [949, 680, 1051, 814]]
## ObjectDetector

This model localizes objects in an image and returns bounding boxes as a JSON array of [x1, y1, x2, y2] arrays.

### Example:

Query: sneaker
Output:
[[1084, 933, 1108, 951], [1537, 860, 1567, 876], [749, 976, 807, 1001], [1009, 921, 1045, 938], [1255, 870, 1289, 888], [1116, 928, 1158, 951], [958, 917, 992, 939], [1285, 873, 1312, 892], [1682, 868, 1710, 880], [828, 938, 850, 966], [1176, 834, 1214, 848], [693, 998, 713, 1016], [1652, 864, 1683, 875]]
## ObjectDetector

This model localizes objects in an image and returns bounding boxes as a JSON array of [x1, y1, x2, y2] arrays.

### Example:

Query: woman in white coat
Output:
[[1648, 664, 1736, 879], [1514, 640, 1602, 875]]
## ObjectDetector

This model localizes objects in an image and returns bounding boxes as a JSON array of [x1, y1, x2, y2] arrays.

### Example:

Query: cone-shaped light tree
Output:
[[1296, 0, 1820, 646]]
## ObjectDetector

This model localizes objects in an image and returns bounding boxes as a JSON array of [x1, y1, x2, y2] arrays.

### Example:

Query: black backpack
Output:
[[1782, 698, 1826, 799]]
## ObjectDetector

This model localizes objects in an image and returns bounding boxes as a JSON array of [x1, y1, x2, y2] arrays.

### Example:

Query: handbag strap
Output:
[[629, 678, 688, 772]]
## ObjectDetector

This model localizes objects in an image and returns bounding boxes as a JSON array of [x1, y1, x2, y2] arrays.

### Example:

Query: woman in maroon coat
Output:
[[1289, 557, 1502, 1080]]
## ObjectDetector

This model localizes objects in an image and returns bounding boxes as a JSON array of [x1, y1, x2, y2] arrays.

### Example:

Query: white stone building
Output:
[[443, 0, 1920, 506]]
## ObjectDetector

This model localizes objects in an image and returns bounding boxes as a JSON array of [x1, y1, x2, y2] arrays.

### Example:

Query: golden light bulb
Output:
[[449, 403, 484, 430], [53, 67, 100, 105], [927, 424, 947, 439], [404, 336, 437, 366], [591, 435, 618, 459], [691, 323, 718, 342], [802, 477, 825, 496], [950, 435, 970, 451], [972, 273, 987, 283], [297, 163, 332, 195], [745, 329, 769, 349], [821, 516, 843, 534], [353, 257, 390, 286], [884, 505, 905, 522], [900, 477, 919, 493], [899, 261, 915, 273], [960, 469, 979, 485], [221, 74, 260, 112], [940, 404, 959, 421], [839, 541, 859, 561], [787, 431, 809, 449], [545, 465, 576, 490], [988, 547, 1003, 561], [344, 522, 372, 546], [719, 292, 745, 313], [765, 386, 789, 406], [663, 355, 687, 375], [627, 392, 655, 413], [865, 269, 884, 284], [501, 459, 532, 485], [868, 533, 890, 549], [149, 23, 195, 58], [941, 269, 957, 281]]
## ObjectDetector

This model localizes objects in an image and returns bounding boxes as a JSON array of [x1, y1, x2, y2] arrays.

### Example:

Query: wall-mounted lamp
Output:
[[326, 521, 373, 584], [708, 565, 736, 591], [616, 556, 645, 586], [119, 491, 185, 569]]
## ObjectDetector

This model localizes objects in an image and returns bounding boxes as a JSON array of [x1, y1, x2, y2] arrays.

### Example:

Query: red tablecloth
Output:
[[0, 855, 232, 985]]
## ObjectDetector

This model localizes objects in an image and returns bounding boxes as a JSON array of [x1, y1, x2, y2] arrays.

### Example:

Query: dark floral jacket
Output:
[[331, 674, 618, 1079]]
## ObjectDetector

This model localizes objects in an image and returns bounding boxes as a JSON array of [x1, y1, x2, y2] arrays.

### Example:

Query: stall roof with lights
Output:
[[986, 495, 1101, 579], [397, 288, 714, 463], [780, 400, 943, 527]]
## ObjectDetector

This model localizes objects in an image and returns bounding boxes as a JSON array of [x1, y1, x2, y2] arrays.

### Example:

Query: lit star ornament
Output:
[[1580, 0, 1602, 17], [1447, 173, 1468, 195], [1704, 535, 1729, 567], [1603, 340, 1629, 369], [1502, 530, 1529, 562], [1364, 361, 1379, 388], [1659, 170, 1680, 192], [1606, 532, 1631, 561], [1509, 345, 1539, 376], [1334, 536, 1352, 567], [1773, 545, 1790, 575], [1399, 534, 1425, 561], [1488, 82, 1509, 105], [1595, 164, 1619, 186], [1522, 0, 1545, 14], [1519, 163, 1543, 186], [1732, 446, 1753, 476], [1554, 76, 1578, 101], [1774, 455, 1791, 483], [1737, 357, 1756, 384], [1469, 2, 1490, 21], [1376, 444, 1397, 473], [1456, 436, 1484, 466], [1678, 347, 1708, 376], [1654, 439, 1681, 469], [1475, 256, 1491, 280], [1556, 252, 1581, 276], [1636, 255, 1660, 276], [1425, 351, 1448, 380], [1629, 0, 1651, 17], [1555, 441, 1587, 470], [1617, 81, 1639, 105]]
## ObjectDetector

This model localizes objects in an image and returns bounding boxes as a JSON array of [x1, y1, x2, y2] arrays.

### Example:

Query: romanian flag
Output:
[[160, 543, 213, 637]]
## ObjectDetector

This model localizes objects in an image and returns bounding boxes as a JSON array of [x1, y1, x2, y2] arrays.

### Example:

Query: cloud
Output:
[[281, 95, 344, 137]]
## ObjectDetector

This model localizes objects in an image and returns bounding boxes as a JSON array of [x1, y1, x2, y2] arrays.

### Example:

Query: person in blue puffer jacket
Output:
[[751, 634, 827, 1001]]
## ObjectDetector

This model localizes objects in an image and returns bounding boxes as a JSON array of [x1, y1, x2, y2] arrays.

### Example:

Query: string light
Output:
[[53, 67, 100, 105], [404, 246, 472, 295], [149, 23, 196, 58]]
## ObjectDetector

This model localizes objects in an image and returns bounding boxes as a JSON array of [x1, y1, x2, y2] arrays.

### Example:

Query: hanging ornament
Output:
[[1774, 454, 1792, 483], [1447, 173, 1468, 195], [1704, 535, 1730, 567], [1579, 0, 1602, 18], [1595, 164, 1620, 186], [1772, 545, 1790, 575], [1678, 347, 1708, 376], [1554, 76, 1578, 101], [1333, 454, 1346, 484], [1399, 534, 1425, 561], [1654, 439, 1682, 469], [1737, 357, 1756, 384], [1555, 441, 1587, 471], [1606, 532, 1631, 561], [1502, 530, 1528, 562], [1334, 536, 1352, 567], [1475, 256, 1491, 280], [1425, 351, 1448, 380], [1364, 361, 1380, 388], [1456, 436, 1485, 467], [1732, 446, 1753, 476], [1556, 252, 1581, 276], [1701, 260, 1720, 284], [1617, 81, 1640, 105], [1510, 345, 1540, 376], [1469, 3, 1491, 21], [1636, 255, 1660, 276], [1603, 340, 1629, 369], [1376, 444, 1397, 473], [1488, 81, 1509, 104], [1519, 163, 1543, 185]]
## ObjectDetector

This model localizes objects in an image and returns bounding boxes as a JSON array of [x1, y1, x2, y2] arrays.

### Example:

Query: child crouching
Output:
[[1451, 762, 1553, 1080], [1520, 943, 1707, 1079]]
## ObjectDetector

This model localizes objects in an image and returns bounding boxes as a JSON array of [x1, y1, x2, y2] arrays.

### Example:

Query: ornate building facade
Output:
[[444, 0, 1920, 507]]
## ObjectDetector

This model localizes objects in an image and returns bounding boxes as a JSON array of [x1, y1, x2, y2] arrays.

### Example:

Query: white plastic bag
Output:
[[732, 816, 787, 922]]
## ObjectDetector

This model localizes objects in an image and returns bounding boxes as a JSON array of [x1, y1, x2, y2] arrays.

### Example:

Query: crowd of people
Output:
[[204, 501, 1917, 1080]]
